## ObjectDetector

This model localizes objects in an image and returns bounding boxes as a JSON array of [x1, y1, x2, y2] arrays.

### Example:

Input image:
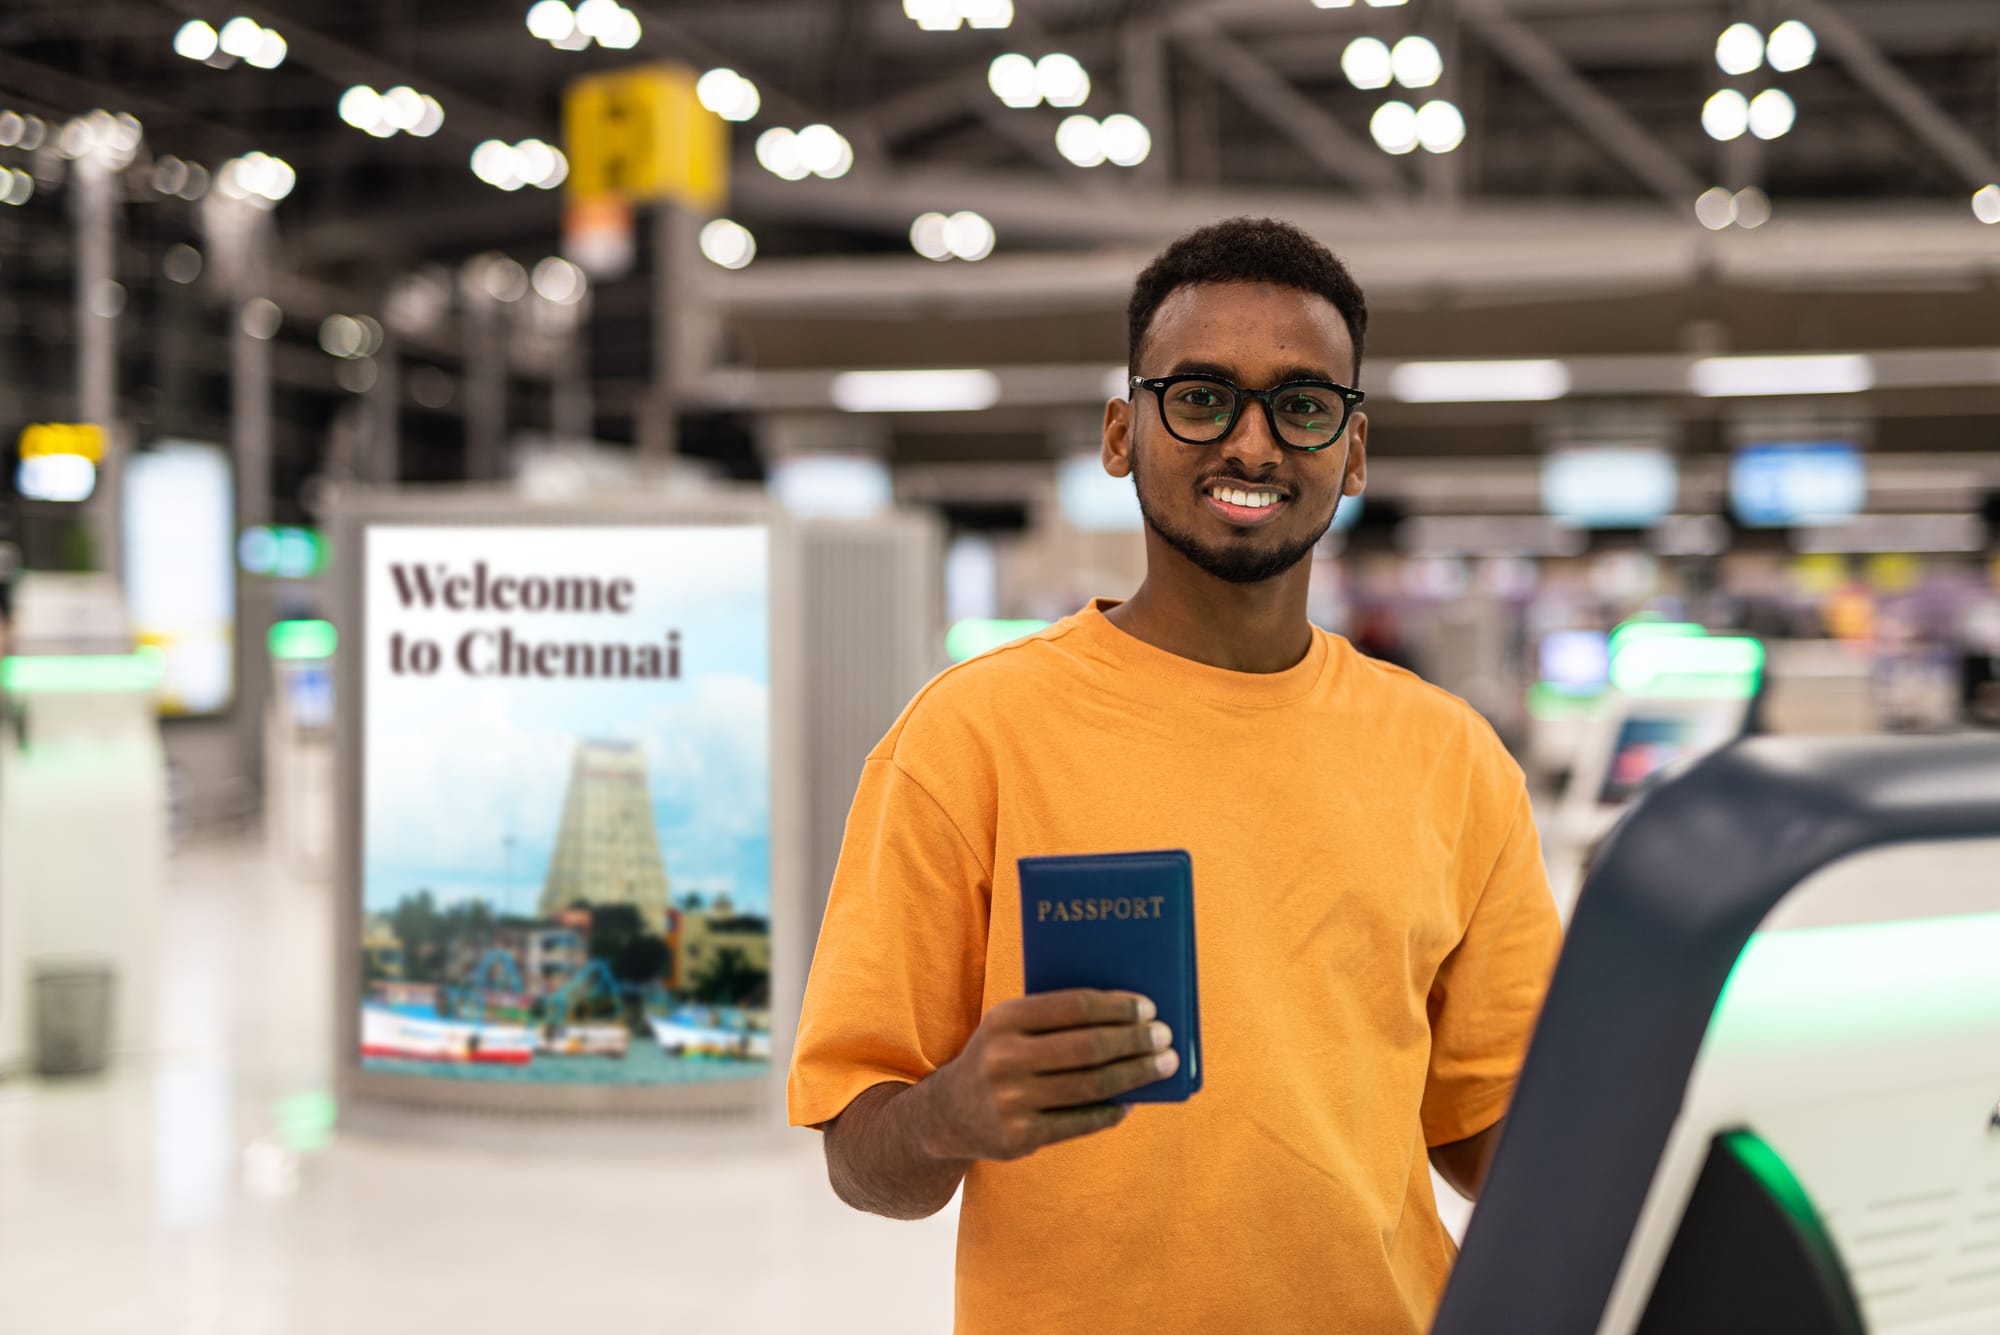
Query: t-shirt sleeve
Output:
[[1421, 784, 1564, 1147], [787, 754, 992, 1130]]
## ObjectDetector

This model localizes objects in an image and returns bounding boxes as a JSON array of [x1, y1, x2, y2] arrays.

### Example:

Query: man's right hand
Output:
[[917, 989, 1176, 1163]]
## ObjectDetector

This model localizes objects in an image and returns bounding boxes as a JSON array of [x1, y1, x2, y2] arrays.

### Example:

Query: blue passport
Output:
[[1018, 850, 1201, 1104]]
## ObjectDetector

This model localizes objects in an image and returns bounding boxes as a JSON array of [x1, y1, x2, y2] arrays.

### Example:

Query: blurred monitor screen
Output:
[[286, 663, 334, 731], [1056, 454, 1141, 532], [1331, 494, 1363, 531], [16, 452, 97, 502], [1730, 442, 1865, 527], [1541, 447, 1678, 527], [1597, 716, 1699, 805], [1541, 630, 1610, 694], [120, 441, 234, 715], [767, 454, 891, 519]]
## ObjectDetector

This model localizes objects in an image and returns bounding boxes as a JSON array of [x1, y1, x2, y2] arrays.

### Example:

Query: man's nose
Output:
[[1221, 400, 1287, 473]]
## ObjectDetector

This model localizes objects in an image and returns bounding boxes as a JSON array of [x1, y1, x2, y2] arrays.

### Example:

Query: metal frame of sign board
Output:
[[329, 485, 804, 1121]]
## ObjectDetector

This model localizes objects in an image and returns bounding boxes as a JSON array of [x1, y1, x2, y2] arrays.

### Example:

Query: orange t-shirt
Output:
[[788, 598, 1562, 1334]]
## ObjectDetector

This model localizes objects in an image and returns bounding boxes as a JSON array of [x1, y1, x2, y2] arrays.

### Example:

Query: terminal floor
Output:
[[0, 830, 1574, 1333]]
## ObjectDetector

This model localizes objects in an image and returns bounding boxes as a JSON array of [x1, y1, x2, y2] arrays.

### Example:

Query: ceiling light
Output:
[[1101, 114, 1151, 167], [471, 139, 524, 190], [1731, 186, 1771, 229], [1695, 186, 1735, 230], [598, 7, 641, 48], [218, 17, 263, 59], [755, 127, 808, 180], [1693, 354, 1876, 398], [1055, 114, 1107, 168], [163, 243, 202, 283], [1342, 38, 1392, 91], [241, 297, 282, 340], [410, 95, 444, 137], [574, 0, 622, 40], [1414, 100, 1464, 154], [796, 124, 853, 178], [943, 210, 995, 260], [1715, 22, 1763, 76], [1311, 0, 1357, 7], [1390, 36, 1442, 89], [1364, 0, 1409, 6], [1702, 89, 1749, 141], [1036, 54, 1090, 108], [532, 256, 587, 304], [2, 168, 33, 207], [904, 0, 961, 30], [1748, 88, 1795, 140], [383, 86, 426, 133], [989, 53, 1040, 108], [910, 212, 951, 260], [472, 254, 529, 302], [698, 218, 757, 270], [247, 28, 286, 69], [319, 315, 365, 359], [1765, 20, 1816, 73], [961, 0, 1014, 28], [1974, 184, 2000, 225], [831, 369, 1001, 413], [151, 156, 189, 195], [174, 20, 219, 61], [1369, 101, 1419, 155], [1387, 359, 1572, 402], [221, 151, 294, 204], [340, 86, 382, 129], [697, 68, 761, 122], [526, 0, 575, 41]]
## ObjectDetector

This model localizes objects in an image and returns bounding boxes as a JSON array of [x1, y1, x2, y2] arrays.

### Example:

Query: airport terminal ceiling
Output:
[[3, 0, 2000, 478]]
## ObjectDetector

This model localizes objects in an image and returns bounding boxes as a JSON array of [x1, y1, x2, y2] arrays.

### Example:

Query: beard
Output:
[[1129, 446, 1342, 585]]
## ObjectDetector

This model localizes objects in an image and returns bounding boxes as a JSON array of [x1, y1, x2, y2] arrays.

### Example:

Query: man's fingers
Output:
[[1032, 1048, 1179, 1110], [996, 988, 1155, 1035], [1020, 1020, 1171, 1074], [1028, 1102, 1128, 1150]]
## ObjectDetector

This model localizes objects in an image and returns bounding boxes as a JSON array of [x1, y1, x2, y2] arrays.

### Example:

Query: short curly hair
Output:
[[1127, 217, 1369, 382]]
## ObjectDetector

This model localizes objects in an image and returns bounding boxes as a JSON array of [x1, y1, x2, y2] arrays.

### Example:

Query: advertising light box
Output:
[[358, 524, 772, 1086], [1542, 447, 1678, 528], [121, 441, 234, 715]]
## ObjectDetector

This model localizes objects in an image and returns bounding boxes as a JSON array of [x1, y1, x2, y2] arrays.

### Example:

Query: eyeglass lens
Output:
[[1158, 378, 1345, 450]]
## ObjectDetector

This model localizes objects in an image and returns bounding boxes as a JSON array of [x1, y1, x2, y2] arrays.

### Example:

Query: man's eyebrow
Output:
[[1163, 360, 1341, 385]]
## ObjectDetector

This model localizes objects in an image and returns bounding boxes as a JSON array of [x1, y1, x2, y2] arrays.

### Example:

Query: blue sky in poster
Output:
[[361, 525, 770, 921]]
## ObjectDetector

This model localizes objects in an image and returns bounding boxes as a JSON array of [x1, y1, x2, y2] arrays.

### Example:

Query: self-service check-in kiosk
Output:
[[1434, 734, 2000, 1335], [265, 619, 336, 878]]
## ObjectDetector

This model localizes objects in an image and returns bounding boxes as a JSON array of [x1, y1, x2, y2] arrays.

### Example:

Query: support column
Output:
[[638, 203, 688, 471], [464, 285, 506, 481], [73, 153, 120, 573]]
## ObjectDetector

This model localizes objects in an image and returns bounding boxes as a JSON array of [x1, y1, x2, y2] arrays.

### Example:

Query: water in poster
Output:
[[360, 525, 771, 1084]]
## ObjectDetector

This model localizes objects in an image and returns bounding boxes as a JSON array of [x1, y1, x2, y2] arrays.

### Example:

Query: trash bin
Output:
[[33, 961, 116, 1077]]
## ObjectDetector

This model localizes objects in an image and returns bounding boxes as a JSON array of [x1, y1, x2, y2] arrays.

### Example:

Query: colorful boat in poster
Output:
[[362, 1006, 536, 1065], [646, 1008, 771, 1061], [534, 1023, 629, 1057]]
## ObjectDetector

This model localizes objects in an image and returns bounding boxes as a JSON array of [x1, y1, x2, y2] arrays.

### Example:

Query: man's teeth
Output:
[[1210, 486, 1281, 509]]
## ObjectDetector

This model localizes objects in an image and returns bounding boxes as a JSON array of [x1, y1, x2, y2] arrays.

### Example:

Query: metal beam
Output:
[[1458, 0, 1706, 208], [1789, 0, 2000, 189], [1166, 11, 1406, 201]]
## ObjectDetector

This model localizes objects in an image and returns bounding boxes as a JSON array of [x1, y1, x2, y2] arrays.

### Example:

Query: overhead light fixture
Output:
[[218, 17, 264, 59], [1974, 184, 2000, 225], [1715, 22, 1764, 76], [1036, 54, 1091, 108], [532, 256, 587, 304], [1702, 89, 1749, 141], [217, 151, 295, 204], [903, 0, 1013, 30], [173, 20, 219, 61], [1369, 101, 1419, 155], [1413, 100, 1464, 154], [755, 125, 850, 179], [247, 28, 287, 69], [1732, 186, 1771, 229], [831, 369, 1001, 413], [1, 167, 32, 207], [1387, 359, 1572, 402], [910, 212, 951, 260], [1695, 186, 1735, 230], [1056, 115, 1106, 167], [698, 218, 757, 270], [696, 68, 761, 122], [1342, 37, 1393, 91], [1690, 354, 1874, 397], [942, 210, 995, 260], [340, 85, 444, 139], [470, 139, 567, 190], [1390, 36, 1442, 89], [988, 53, 1040, 108], [1765, 20, 1816, 73], [1748, 88, 1795, 140], [527, 0, 638, 49], [1100, 114, 1152, 167]]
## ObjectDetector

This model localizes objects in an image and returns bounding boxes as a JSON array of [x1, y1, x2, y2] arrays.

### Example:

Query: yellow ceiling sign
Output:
[[563, 64, 727, 211], [19, 422, 107, 462]]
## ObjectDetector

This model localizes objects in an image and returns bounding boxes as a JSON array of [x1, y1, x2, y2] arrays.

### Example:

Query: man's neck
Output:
[[1104, 562, 1315, 675]]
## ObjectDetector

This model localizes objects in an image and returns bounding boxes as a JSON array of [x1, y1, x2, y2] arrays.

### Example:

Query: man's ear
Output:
[[1342, 413, 1368, 496], [1103, 396, 1134, 479]]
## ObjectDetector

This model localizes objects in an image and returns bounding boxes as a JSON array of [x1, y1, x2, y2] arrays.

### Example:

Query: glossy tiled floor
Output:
[[0, 838, 958, 1335], [0, 831, 1523, 1333]]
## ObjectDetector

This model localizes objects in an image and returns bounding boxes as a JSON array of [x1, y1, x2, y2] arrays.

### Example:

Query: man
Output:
[[788, 217, 1563, 1333]]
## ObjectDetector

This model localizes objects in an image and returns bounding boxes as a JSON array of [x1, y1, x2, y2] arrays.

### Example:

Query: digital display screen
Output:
[[1598, 716, 1697, 805], [1730, 442, 1865, 527], [1542, 448, 1678, 528], [360, 524, 773, 1085], [1540, 630, 1610, 694], [121, 441, 234, 715], [285, 663, 334, 731]]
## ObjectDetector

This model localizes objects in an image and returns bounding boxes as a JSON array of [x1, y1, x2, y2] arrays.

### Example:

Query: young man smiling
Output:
[[788, 218, 1564, 1333]]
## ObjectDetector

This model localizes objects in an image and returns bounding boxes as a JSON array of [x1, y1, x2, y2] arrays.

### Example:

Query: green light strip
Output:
[[945, 618, 1051, 662], [1723, 1130, 1826, 1233], [268, 619, 338, 661], [1608, 619, 1706, 660], [0, 649, 165, 694], [1527, 682, 1607, 720], [1611, 635, 1764, 697]]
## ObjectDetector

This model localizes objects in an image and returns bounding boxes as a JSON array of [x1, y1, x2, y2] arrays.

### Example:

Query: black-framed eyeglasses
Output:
[[1128, 374, 1365, 453]]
